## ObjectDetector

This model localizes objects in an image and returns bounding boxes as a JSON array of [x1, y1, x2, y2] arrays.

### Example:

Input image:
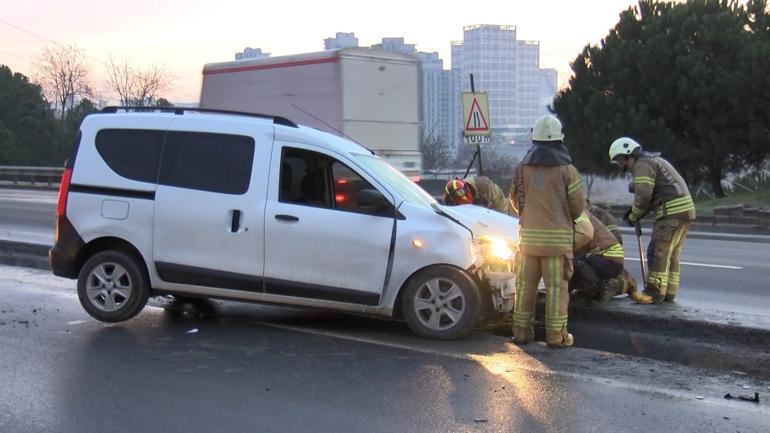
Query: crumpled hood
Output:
[[438, 204, 519, 244]]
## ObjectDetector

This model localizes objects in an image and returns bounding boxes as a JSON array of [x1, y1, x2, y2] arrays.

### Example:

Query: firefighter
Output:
[[572, 210, 637, 306], [609, 137, 695, 304], [587, 199, 623, 245], [443, 176, 510, 214], [509, 114, 584, 348]]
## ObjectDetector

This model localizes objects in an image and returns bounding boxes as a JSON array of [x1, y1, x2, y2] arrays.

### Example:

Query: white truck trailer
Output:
[[200, 48, 422, 177]]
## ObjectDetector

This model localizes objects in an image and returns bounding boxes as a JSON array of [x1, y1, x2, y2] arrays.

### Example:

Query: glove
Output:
[[623, 207, 636, 227]]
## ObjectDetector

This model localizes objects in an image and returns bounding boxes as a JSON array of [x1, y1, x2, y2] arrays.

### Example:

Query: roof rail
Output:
[[100, 106, 298, 128]]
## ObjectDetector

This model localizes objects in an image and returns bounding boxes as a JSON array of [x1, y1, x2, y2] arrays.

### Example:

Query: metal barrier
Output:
[[0, 166, 63, 187]]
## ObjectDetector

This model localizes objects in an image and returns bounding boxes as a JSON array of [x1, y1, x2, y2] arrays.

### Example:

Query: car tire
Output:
[[77, 250, 150, 323], [402, 266, 480, 340]]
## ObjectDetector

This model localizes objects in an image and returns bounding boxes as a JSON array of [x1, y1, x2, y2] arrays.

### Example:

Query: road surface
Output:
[[1, 265, 768, 433]]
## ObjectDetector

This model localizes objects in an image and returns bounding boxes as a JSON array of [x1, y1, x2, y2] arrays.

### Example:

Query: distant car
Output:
[[50, 107, 518, 340]]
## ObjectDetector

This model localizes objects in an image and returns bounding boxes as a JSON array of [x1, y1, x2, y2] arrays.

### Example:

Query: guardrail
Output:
[[0, 166, 63, 187]]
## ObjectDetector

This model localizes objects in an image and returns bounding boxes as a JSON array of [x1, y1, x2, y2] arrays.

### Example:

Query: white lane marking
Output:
[[251, 321, 768, 412], [625, 257, 743, 270]]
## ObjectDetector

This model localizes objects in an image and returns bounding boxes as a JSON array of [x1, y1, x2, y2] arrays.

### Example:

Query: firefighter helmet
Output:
[[444, 179, 474, 205], [531, 114, 564, 142], [608, 137, 641, 162]]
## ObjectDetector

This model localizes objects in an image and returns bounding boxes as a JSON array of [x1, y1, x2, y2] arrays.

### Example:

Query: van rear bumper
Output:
[[49, 215, 84, 279]]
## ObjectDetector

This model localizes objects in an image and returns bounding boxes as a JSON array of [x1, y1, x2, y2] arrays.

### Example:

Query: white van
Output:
[[50, 108, 518, 340]]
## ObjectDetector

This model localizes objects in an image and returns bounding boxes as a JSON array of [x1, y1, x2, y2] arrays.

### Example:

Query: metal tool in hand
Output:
[[635, 222, 647, 283]]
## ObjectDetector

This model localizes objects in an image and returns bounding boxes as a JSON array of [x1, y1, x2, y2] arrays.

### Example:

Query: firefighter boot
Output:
[[546, 328, 574, 348], [512, 326, 534, 345], [631, 289, 664, 305], [595, 278, 621, 307]]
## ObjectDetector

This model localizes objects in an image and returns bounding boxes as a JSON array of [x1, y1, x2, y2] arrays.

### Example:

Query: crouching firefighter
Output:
[[609, 137, 695, 304], [571, 210, 637, 306], [443, 176, 511, 215], [509, 114, 584, 348]]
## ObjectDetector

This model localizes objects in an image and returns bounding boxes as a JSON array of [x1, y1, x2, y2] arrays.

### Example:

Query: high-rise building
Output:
[[235, 47, 270, 61], [447, 24, 557, 151], [324, 32, 359, 50]]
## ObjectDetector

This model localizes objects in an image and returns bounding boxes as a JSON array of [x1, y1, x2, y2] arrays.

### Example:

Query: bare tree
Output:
[[105, 57, 133, 106], [104, 58, 173, 107], [421, 134, 452, 171], [35, 44, 92, 120]]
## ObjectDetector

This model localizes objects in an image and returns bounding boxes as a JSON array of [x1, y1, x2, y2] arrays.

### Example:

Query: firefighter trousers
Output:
[[513, 254, 573, 334], [645, 218, 690, 298]]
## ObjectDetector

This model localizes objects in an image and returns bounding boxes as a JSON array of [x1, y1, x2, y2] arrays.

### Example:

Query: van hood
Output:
[[437, 204, 519, 244]]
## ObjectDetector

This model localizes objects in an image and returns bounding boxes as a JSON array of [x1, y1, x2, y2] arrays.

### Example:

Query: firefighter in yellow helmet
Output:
[[572, 210, 637, 306], [609, 137, 695, 304], [443, 176, 510, 215], [509, 114, 584, 348]]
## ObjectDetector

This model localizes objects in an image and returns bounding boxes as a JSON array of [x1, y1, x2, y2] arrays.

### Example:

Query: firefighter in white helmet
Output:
[[609, 137, 695, 304], [509, 114, 584, 348]]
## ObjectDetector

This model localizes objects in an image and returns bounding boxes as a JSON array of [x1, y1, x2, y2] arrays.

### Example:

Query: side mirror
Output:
[[357, 188, 391, 211]]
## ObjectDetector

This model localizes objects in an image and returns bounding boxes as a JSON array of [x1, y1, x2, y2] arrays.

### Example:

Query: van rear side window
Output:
[[95, 129, 165, 183], [159, 131, 255, 195]]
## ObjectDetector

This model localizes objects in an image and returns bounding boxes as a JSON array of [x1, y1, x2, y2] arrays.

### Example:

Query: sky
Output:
[[0, 0, 640, 103]]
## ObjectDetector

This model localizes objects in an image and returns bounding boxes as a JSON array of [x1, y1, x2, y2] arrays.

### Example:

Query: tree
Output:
[[105, 58, 173, 106], [35, 44, 92, 120], [553, 0, 770, 197], [421, 134, 452, 171], [0, 65, 65, 165]]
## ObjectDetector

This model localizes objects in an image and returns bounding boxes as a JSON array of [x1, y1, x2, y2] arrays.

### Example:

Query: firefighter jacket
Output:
[[509, 142, 585, 256], [630, 154, 695, 222], [575, 211, 624, 264], [590, 204, 623, 245], [466, 176, 509, 214]]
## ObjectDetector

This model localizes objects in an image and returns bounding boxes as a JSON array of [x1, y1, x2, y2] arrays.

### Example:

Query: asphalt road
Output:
[[2, 187, 768, 315], [1, 265, 769, 433]]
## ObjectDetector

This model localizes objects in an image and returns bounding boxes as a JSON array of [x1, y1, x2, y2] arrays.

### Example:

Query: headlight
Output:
[[478, 235, 516, 261]]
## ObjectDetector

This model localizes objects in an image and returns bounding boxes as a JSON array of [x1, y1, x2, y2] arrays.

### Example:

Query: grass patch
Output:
[[695, 188, 770, 215]]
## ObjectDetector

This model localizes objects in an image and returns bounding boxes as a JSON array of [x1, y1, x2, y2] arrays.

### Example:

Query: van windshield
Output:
[[354, 154, 437, 209]]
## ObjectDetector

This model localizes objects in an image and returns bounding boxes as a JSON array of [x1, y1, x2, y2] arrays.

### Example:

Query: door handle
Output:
[[231, 209, 242, 233], [275, 214, 299, 222]]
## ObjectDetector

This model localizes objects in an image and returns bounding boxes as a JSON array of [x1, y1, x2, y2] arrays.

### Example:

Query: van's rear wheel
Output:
[[77, 251, 149, 322], [402, 266, 480, 340]]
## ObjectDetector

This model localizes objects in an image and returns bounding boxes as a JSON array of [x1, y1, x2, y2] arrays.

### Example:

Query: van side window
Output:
[[279, 147, 389, 216], [95, 129, 164, 183], [331, 162, 389, 215], [159, 131, 255, 195], [279, 148, 331, 207]]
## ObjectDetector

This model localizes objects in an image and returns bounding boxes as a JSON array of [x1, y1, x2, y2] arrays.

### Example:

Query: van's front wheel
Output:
[[77, 251, 149, 322], [402, 266, 480, 340]]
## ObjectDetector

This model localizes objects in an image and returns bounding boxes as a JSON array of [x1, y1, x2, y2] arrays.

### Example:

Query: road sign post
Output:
[[462, 74, 491, 177]]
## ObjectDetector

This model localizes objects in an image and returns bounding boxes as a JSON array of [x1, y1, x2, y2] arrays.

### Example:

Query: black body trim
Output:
[[154, 262, 380, 306], [69, 184, 156, 200], [155, 262, 263, 292], [265, 278, 380, 306], [49, 215, 85, 278]]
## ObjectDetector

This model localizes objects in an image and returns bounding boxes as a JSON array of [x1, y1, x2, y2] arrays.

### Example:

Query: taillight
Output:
[[56, 168, 72, 217]]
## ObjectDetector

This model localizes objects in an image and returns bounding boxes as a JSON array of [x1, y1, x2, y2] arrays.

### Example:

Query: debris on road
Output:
[[724, 392, 760, 403], [695, 395, 704, 400], [186, 328, 199, 334], [67, 320, 86, 325], [473, 418, 488, 423]]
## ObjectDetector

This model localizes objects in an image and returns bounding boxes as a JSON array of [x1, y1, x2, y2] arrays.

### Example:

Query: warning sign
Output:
[[462, 92, 491, 144]]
